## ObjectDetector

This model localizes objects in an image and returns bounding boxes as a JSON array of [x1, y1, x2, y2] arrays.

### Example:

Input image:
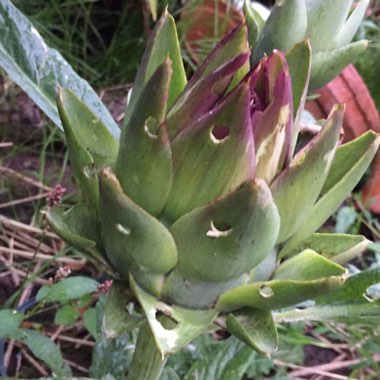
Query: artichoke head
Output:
[[47, 11, 379, 356]]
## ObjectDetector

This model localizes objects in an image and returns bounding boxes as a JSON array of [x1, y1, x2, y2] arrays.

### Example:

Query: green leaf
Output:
[[286, 233, 369, 265], [99, 168, 178, 280], [46, 204, 105, 261], [310, 40, 368, 90], [182, 336, 256, 380], [243, 0, 267, 47], [54, 305, 79, 325], [0, 0, 119, 137], [336, 0, 369, 47], [252, 0, 307, 63], [305, 0, 353, 52], [163, 79, 255, 221], [273, 249, 346, 281], [103, 281, 143, 338], [227, 308, 278, 355], [131, 276, 218, 356], [285, 40, 311, 152], [167, 179, 279, 283], [84, 307, 98, 340], [0, 309, 24, 339], [57, 88, 118, 169], [281, 131, 380, 257], [127, 11, 186, 119], [22, 329, 72, 376], [271, 105, 344, 243], [316, 266, 380, 305], [116, 59, 172, 216], [36, 276, 98, 303], [216, 275, 345, 312], [145, 0, 158, 21], [275, 301, 380, 325], [321, 131, 379, 195]]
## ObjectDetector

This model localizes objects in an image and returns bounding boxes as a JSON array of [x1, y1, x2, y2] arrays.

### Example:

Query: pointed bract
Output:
[[163, 79, 255, 221], [116, 59, 173, 216]]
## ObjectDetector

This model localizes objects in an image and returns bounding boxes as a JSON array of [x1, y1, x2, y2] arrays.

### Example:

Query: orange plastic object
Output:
[[306, 65, 380, 212], [182, 0, 244, 63]]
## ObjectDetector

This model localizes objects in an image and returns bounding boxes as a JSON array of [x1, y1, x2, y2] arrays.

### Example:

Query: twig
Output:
[[0, 142, 13, 148], [0, 247, 86, 267], [4, 340, 15, 370], [0, 215, 58, 238], [0, 166, 53, 191], [45, 332, 95, 347], [63, 358, 88, 374], [20, 348, 48, 376], [0, 192, 50, 209], [287, 358, 362, 378]]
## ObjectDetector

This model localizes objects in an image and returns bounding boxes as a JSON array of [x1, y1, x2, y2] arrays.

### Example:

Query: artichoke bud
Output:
[[251, 0, 369, 90], [48, 9, 380, 358]]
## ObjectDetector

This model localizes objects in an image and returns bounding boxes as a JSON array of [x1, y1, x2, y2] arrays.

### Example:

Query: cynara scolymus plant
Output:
[[0, 0, 379, 378], [44, 10, 379, 379], [246, 0, 370, 89]]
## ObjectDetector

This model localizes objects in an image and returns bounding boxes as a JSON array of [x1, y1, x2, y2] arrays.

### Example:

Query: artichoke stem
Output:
[[127, 322, 167, 380]]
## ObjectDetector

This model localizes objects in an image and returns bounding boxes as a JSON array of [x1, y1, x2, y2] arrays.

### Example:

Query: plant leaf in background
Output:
[[23, 329, 72, 377], [36, 276, 99, 303], [0, 0, 119, 137]]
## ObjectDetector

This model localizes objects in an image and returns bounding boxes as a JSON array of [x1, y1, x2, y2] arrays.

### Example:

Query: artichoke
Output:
[[47, 11, 379, 362], [247, 0, 370, 90]]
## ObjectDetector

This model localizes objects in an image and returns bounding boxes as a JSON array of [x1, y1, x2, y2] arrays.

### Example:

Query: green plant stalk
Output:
[[127, 322, 167, 380]]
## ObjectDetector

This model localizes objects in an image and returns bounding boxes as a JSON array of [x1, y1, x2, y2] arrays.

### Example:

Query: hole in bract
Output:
[[155, 310, 178, 330], [116, 223, 131, 236], [210, 125, 230, 143], [83, 164, 96, 179], [259, 285, 274, 298], [144, 117, 160, 139], [207, 220, 233, 238]]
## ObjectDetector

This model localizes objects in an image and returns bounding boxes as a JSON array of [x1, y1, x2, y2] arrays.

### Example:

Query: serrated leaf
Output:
[[116, 59, 172, 216], [54, 305, 79, 325], [252, 0, 307, 63], [281, 131, 380, 257], [164, 78, 255, 221], [126, 11, 186, 119], [103, 281, 142, 338], [227, 308, 278, 355], [273, 249, 346, 281], [36, 276, 98, 303], [0, 309, 24, 339], [216, 275, 345, 312], [22, 329, 72, 376], [99, 168, 178, 280], [0, 0, 119, 137], [131, 276, 218, 356], [285, 233, 369, 265], [271, 105, 344, 243], [275, 301, 380, 325], [310, 40, 368, 90], [182, 336, 256, 380]]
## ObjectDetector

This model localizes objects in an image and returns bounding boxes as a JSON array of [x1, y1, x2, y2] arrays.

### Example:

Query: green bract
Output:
[[247, 0, 370, 90], [46, 11, 379, 358]]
